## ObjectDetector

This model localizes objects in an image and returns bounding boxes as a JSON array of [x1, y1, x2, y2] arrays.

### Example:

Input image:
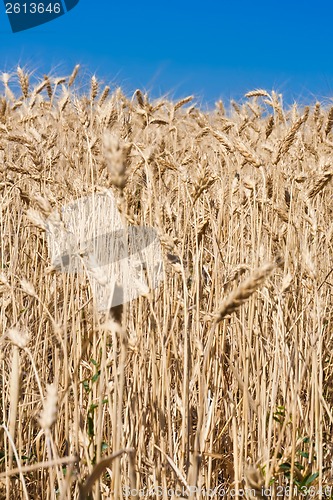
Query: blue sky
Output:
[[1, 0, 333, 107]]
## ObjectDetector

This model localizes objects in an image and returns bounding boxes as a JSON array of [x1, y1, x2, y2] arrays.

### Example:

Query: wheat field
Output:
[[0, 67, 333, 499]]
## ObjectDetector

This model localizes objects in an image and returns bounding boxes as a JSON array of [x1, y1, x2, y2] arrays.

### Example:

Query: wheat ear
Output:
[[213, 262, 276, 322]]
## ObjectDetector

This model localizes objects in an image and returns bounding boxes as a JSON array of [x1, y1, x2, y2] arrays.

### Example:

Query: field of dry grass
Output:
[[0, 67, 333, 499]]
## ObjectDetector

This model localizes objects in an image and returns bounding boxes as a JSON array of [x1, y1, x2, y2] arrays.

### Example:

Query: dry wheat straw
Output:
[[1, 78, 333, 497]]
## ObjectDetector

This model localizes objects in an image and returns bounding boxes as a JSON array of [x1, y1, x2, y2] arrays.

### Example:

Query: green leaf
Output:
[[89, 403, 98, 413], [87, 415, 94, 437], [92, 370, 101, 383], [82, 380, 90, 393], [101, 442, 108, 452], [279, 462, 291, 471], [304, 472, 319, 486]]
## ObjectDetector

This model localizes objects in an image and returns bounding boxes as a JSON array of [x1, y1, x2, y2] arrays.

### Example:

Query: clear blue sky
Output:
[[1, 0, 333, 107]]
